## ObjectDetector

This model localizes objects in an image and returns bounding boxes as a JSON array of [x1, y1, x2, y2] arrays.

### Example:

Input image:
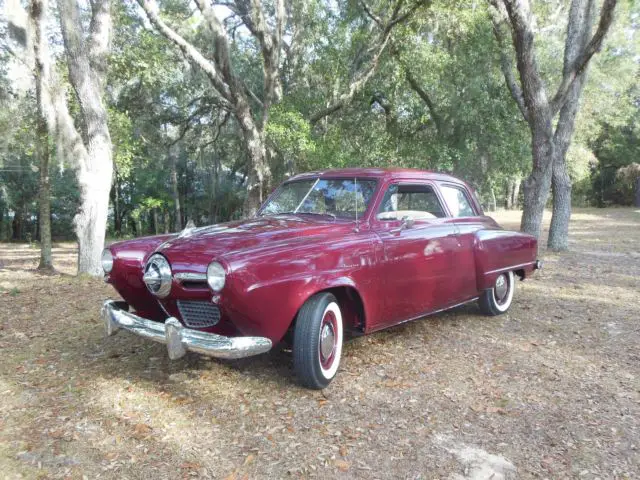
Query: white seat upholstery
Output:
[[377, 210, 436, 221]]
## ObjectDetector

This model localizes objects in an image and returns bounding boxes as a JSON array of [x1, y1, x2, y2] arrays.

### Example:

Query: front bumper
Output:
[[101, 300, 272, 360]]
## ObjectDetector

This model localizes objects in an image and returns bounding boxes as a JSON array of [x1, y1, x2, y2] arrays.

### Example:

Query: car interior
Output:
[[377, 184, 446, 221]]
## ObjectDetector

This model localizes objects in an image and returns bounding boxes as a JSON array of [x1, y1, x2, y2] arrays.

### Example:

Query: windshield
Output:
[[260, 178, 378, 220]]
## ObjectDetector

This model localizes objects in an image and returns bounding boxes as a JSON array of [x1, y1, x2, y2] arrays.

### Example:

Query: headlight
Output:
[[207, 261, 226, 292], [101, 249, 113, 273], [143, 254, 172, 298]]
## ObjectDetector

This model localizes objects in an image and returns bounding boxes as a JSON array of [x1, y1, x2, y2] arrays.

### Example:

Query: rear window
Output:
[[440, 185, 476, 217]]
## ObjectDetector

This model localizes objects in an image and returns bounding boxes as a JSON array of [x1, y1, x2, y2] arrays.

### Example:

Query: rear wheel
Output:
[[479, 271, 515, 316], [293, 293, 343, 389]]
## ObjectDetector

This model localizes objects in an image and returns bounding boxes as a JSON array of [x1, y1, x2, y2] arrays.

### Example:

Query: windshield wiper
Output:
[[296, 212, 337, 220], [268, 211, 337, 220]]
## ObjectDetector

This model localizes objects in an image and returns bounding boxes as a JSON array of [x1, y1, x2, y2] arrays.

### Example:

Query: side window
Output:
[[377, 184, 446, 221], [440, 185, 476, 217]]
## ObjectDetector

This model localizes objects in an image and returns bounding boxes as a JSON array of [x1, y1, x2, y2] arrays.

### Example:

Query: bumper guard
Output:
[[101, 300, 272, 360]]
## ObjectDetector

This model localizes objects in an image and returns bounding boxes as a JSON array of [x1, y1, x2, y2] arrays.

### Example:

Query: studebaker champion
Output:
[[101, 168, 540, 389]]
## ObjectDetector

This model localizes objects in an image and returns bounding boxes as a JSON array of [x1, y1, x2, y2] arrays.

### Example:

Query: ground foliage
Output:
[[1, 208, 639, 478]]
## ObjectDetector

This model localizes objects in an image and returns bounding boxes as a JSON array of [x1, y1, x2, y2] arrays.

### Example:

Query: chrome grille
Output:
[[177, 300, 221, 329]]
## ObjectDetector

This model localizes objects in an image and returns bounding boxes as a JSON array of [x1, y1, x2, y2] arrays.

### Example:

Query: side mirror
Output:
[[391, 216, 415, 233]]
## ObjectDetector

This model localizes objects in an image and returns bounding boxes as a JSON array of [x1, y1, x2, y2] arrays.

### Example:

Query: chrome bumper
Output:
[[101, 300, 272, 360]]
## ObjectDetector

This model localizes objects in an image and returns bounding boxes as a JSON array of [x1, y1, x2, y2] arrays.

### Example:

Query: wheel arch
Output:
[[291, 282, 367, 336]]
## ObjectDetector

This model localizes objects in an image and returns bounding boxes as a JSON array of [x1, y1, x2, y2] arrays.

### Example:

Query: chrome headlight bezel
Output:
[[207, 261, 226, 292], [101, 249, 114, 274], [143, 254, 172, 298]]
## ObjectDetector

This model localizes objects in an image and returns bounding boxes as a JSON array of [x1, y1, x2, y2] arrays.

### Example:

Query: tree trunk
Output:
[[209, 154, 219, 224], [58, 0, 113, 276], [12, 207, 23, 241], [492, 0, 617, 248], [37, 133, 52, 269], [547, 0, 595, 251], [505, 180, 514, 210], [0, 206, 4, 241], [489, 185, 497, 212], [244, 168, 263, 217], [548, 160, 572, 250], [511, 176, 521, 209], [32, 0, 53, 270], [520, 126, 554, 239], [237, 101, 270, 217], [112, 175, 122, 236], [169, 145, 182, 231], [505, 176, 521, 209], [75, 160, 112, 275], [153, 209, 160, 234]]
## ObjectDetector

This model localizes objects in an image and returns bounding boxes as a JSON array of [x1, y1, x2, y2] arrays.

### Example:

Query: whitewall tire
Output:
[[293, 293, 343, 389], [479, 271, 515, 316]]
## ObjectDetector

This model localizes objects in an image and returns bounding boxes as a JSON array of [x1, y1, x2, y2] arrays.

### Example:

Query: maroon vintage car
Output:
[[101, 168, 540, 388]]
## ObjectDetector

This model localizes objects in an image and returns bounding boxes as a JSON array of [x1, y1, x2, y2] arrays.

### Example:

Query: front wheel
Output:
[[479, 271, 515, 316], [293, 293, 343, 389]]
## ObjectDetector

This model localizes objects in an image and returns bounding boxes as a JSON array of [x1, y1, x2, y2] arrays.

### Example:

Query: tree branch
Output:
[[137, 0, 233, 104], [403, 66, 442, 134], [499, 0, 552, 129], [310, 0, 429, 125], [88, 0, 111, 81], [488, 1, 528, 121], [549, 0, 617, 115], [233, 0, 285, 124]]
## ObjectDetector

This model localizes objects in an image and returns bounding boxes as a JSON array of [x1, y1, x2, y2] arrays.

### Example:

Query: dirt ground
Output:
[[1, 208, 639, 480]]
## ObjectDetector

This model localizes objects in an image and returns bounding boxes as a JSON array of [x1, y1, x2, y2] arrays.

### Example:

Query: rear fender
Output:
[[474, 229, 537, 291]]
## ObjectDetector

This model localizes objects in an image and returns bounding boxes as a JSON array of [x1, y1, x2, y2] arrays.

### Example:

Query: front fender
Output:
[[220, 230, 379, 344], [107, 234, 176, 319], [221, 272, 366, 344]]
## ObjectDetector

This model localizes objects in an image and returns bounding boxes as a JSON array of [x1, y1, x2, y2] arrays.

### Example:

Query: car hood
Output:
[[155, 215, 351, 271]]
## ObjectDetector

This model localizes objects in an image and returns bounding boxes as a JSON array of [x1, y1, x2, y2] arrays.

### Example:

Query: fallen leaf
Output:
[[132, 423, 152, 439], [49, 429, 65, 439]]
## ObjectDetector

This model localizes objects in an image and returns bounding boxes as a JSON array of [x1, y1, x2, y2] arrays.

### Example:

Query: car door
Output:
[[371, 181, 461, 329], [438, 183, 483, 301]]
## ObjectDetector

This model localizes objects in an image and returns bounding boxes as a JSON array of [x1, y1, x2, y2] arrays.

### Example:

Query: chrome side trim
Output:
[[174, 272, 208, 283], [101, 300, 272, 360], [485, 261, 536, 275]]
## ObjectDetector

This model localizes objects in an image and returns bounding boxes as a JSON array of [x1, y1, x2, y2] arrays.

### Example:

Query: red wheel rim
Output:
[[319, 310, 338, 370]]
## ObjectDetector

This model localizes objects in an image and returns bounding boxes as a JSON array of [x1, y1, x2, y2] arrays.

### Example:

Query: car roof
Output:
[[287, 168, 466, 185]]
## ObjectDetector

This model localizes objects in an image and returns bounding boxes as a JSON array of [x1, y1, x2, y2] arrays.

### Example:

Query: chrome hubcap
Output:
[[495, 274, 508, 302], [320, 323, 335, 361]]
